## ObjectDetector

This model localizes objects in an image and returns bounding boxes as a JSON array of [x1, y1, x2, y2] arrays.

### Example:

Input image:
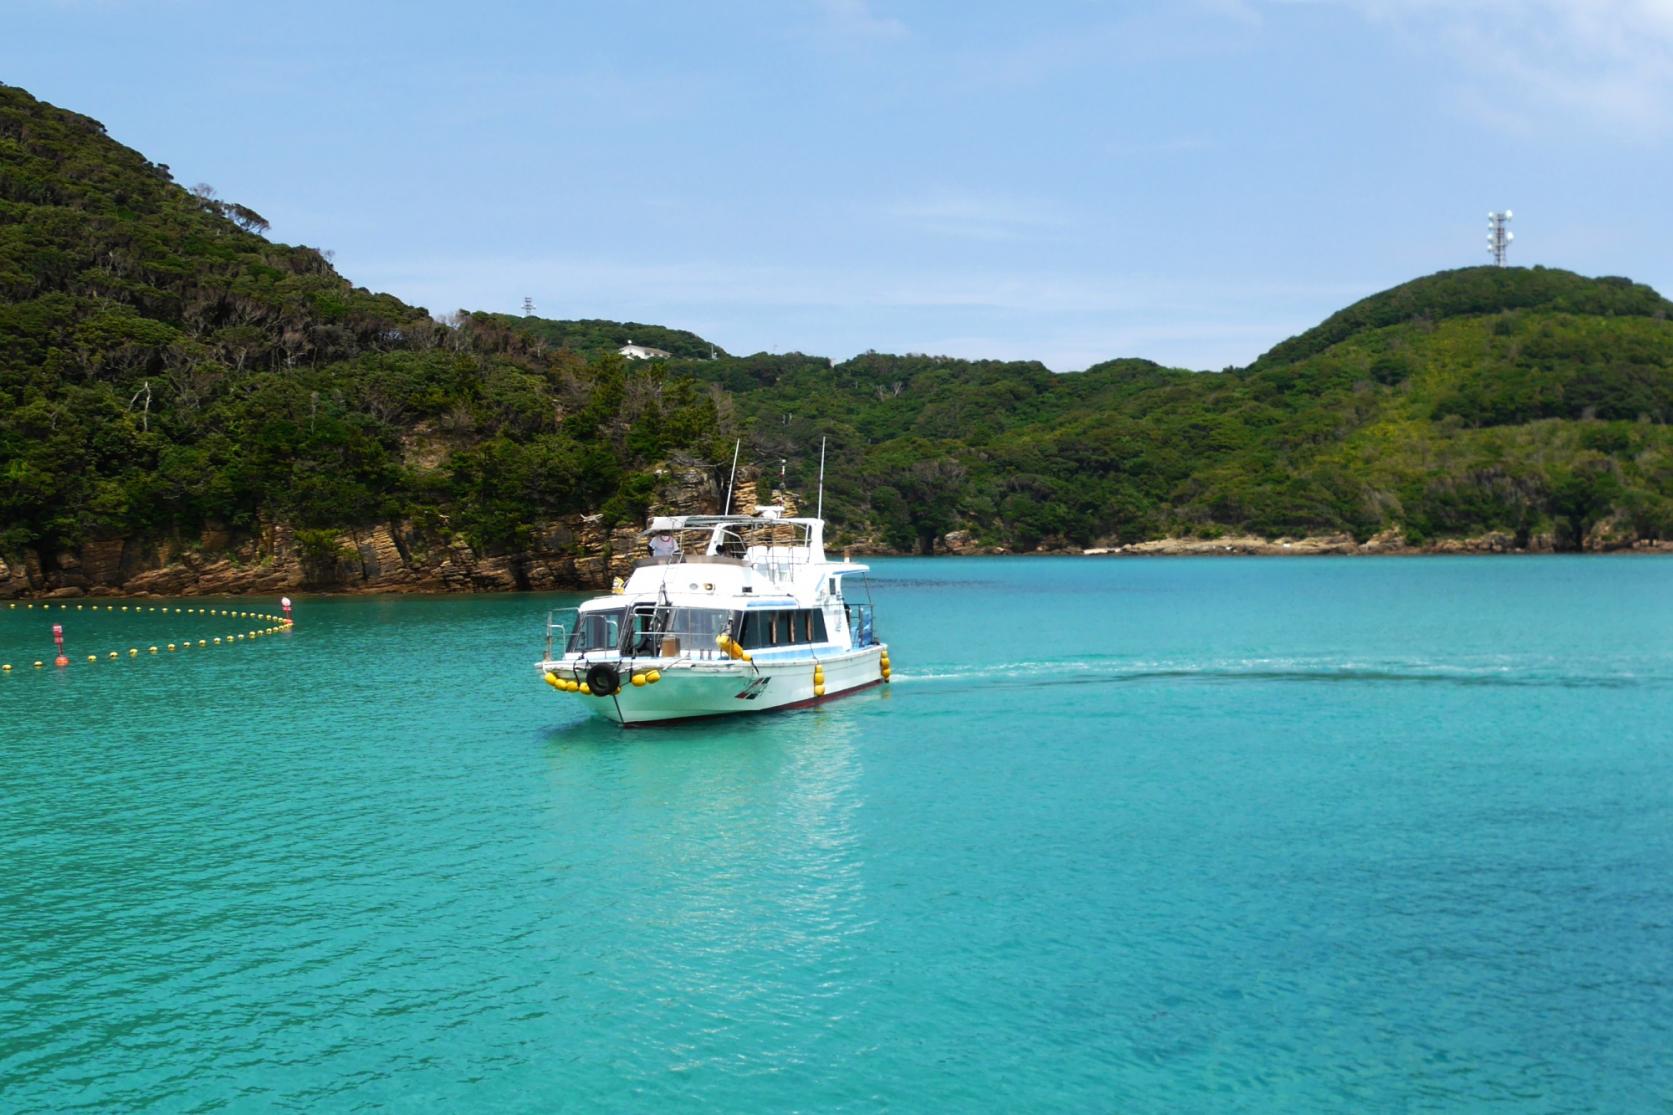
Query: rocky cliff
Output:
[[0, 463, 748, 598]]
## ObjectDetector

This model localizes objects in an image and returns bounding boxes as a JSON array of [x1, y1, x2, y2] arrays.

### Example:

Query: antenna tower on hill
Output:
[[522, 296, 535, 316], [1486, 210, 1514, 266]]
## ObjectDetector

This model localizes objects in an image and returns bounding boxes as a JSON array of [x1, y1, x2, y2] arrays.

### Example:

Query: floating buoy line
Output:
[[1, 599, 295, 673]]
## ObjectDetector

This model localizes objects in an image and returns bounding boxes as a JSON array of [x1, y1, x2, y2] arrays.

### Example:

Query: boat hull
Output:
[[544, 643, 889, 726]]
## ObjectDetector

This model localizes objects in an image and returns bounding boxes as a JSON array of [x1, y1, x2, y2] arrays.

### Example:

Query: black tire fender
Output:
[[585, 662, 621, 696]]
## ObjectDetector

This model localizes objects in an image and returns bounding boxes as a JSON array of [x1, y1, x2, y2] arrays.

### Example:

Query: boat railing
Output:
[[543, 609, 576, 661], [632, 553, 748, 570]]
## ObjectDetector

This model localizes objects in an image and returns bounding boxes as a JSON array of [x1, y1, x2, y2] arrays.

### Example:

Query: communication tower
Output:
[[1486, 210, 1514, 266], [522, 296, 536, 316]]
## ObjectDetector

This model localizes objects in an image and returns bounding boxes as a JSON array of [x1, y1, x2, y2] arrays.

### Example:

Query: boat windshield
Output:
[[568, 609, 625, 654], [624, 606, 736, 656]]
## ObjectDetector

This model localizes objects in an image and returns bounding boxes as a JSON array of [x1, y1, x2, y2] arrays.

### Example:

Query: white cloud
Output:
[[814, 0, 907, 40], [883, 191, 1067, 241], [1304, 0, 1673, 135]]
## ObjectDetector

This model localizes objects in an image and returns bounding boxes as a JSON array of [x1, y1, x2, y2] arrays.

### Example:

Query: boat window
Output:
[[739, 611, 769, 649], [568, 609, 624, 653], [847, 603, 875, 647], [735, 609, 829, 650], [661, 607, 733, 642]]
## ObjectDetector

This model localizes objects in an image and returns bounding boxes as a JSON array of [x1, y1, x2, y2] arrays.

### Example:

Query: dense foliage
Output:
[[3, 81, 1670, 569], [0, 84, 725, 565], [635, 279, 1673, 552]]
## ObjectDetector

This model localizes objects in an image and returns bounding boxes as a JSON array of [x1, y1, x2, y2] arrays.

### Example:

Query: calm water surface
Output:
[[2, 557, 1671, 1112]]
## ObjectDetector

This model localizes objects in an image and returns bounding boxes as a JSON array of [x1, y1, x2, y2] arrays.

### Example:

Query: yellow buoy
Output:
[[545, 672, 562, 689], [631, 672, 647, 687], [646, 669, 662, 684], [213, 638, 221, 645], [168, 644, 176, 652], [128, 648, 138, 657], [148, 646, 158, 654], [87, 655, 97, 663], [34, 660, 43, 669], [578, 682, 591, 695], [2, 663, 10, 671], [108, 652, 118, 660]]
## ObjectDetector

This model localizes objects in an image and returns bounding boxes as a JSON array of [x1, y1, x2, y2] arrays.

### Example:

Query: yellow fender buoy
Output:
[[148, 646, 158, 654], [578, 682, 591, 695], [108, 651, 118, 660], [87, 655, 97, 663]]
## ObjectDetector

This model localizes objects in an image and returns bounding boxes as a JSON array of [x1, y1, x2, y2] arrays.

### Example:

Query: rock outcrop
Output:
[[0, 462, 728, 598]]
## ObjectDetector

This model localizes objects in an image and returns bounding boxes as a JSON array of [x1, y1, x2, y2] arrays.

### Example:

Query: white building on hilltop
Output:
[[618, 340, 672, 360]]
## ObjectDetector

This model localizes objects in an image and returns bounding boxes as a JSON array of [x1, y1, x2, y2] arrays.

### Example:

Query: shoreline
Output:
[[4, 534, 1669, 601]]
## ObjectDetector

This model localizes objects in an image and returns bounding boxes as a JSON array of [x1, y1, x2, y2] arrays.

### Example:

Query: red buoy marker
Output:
[[52, 623, 69, 668], [281, 596, 293, 628]]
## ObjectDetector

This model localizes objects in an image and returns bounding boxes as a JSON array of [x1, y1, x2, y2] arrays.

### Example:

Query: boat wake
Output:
[[891, 655, 1664, 691]]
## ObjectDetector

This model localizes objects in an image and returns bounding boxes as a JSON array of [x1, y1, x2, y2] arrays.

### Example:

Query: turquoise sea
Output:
[[3, 557, 1671, 1112]]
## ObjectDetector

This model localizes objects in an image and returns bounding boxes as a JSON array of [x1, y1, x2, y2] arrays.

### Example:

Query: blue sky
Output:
[[8, 0, 1673, 370]]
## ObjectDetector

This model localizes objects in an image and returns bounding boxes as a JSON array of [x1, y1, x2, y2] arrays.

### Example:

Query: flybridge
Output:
[[641, 509, 829, 572]]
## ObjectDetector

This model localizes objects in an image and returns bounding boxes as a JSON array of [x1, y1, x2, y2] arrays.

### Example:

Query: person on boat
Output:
[[649, 530, 678, 559]]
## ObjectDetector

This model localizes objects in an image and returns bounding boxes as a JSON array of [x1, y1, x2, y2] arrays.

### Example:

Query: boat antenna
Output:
[[816, 436, 827, 520], [723, 439, 741, 515]]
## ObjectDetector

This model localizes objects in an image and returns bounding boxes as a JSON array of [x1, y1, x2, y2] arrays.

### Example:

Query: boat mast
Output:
[[816, 436, 827, 520], [723, 439, 741, 515]]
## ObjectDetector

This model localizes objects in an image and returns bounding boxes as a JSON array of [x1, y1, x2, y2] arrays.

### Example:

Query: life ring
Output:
[[585, 662, 621, 696]]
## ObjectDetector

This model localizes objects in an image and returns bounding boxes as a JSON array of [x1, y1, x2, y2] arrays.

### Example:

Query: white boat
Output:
[[537, 507, 890, 726]]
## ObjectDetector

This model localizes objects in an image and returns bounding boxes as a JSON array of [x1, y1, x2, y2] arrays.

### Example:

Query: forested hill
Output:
[[2, 81, 1670, 593], [635, 278, 1672, 553], [0, 83, 727, 572]]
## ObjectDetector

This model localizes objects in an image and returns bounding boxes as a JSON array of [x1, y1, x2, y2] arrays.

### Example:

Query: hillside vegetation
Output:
[[628, 275, 1672, 552], [0, 83, 726, 572], [2, 81, 1670, 582]]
